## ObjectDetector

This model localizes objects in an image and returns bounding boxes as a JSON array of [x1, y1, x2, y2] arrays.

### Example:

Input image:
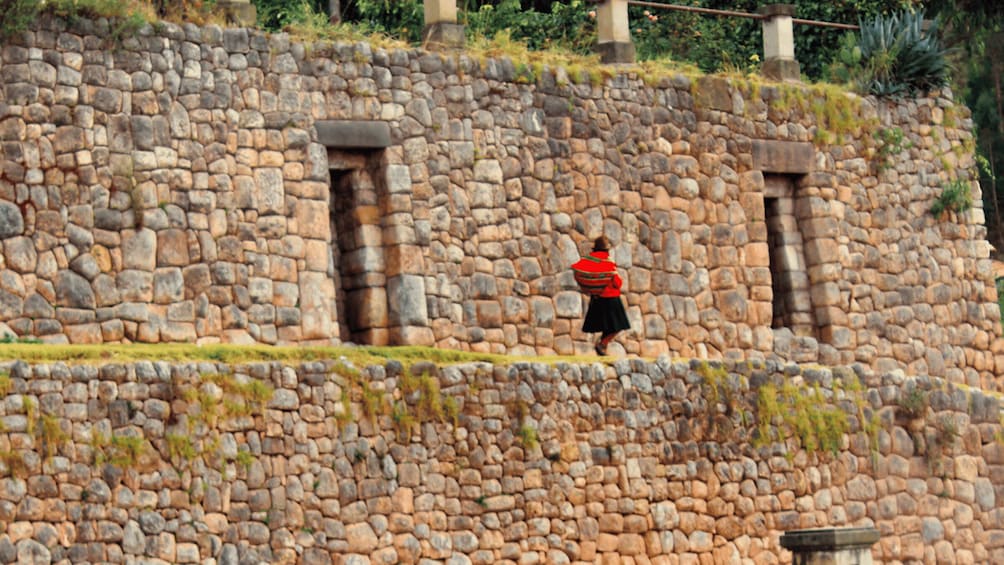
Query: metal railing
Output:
[[625, 1, 859, 30], [419, 0, 858, 78]]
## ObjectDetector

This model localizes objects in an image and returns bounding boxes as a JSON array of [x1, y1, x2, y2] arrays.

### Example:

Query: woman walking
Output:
[[571, 236, 631, 355]]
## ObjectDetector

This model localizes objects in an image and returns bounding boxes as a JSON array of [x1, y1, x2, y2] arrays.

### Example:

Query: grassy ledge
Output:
[[0, 343, 612, 369]]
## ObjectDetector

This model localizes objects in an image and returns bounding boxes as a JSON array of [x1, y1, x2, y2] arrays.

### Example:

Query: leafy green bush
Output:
[[0, 0, 39, 40], [465, 0, 594, 54], [254, 0, 324, 33], [254, 0, 424, 42], [254, 0, 594, 54], [830, 10, 950, 96], [348, 0, 423, 43]]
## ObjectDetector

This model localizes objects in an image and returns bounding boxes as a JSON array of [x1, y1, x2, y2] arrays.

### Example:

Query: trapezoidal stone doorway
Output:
[[329, 155, 387, 345], [764, 175, 816, 337], [754, 140, 846, 363], [319, 120, 433, 347]]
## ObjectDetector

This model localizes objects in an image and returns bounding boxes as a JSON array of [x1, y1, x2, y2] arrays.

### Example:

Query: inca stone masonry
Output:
[[0, 17, 1001, 388], [1, 357, 1002, 565], [2, 15, 1004, 565]]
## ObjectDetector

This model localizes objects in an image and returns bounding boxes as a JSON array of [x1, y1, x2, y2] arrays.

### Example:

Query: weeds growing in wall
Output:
[[697, 365, 993, 472], [154, 371, 274, 491], [332, 360, 461, 443], [0, 379, 74, 477], [896, 380, 996, 477], [696, 362, 878, 460], [872, 127, 911, 173], [754, 381, 849, 456], [931, 178, 974, 218], [518, 423, 539, 449], [91, 433, 147, 468], [696, 361, 748, 438], [898, 387, 929, 419], [504, 394, 540, 451], [0, 333, 40, 344]]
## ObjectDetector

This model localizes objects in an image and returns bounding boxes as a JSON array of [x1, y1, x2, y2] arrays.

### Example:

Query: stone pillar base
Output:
[[762, 58, 801, 82], [597, 41, 635, 64], [780, 527, 880, 565], [423, 22, 465, 50], [217, 1, 257, 27]]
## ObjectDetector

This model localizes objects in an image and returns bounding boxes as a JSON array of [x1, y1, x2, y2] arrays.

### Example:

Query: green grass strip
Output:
[[0, 344, 609, 369]]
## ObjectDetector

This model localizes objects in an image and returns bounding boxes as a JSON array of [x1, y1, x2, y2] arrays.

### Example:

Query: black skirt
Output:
[[582, 296, 631, 335]]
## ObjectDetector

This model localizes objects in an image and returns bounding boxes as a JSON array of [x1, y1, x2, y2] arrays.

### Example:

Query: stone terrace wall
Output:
[[0, 17, 1001, 387], [0, 358, 1001, 565]]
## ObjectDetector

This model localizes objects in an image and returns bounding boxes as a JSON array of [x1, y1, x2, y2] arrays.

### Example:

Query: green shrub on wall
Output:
[[0, 0, 38, 39], [829, 10, 950, 96], [931, 178, 973, 218]]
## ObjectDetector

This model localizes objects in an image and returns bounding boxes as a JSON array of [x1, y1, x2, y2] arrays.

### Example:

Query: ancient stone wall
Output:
[[0, 17, 1001, 387], [0, 358, 1000, 564]]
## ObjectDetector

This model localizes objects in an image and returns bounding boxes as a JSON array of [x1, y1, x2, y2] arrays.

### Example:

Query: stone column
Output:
[[216, 0, 257, 27], [423, 0, 465, 49], [596, 0, 635, 64], [759, 4, 800, 81], [780, 527, 880, 565]]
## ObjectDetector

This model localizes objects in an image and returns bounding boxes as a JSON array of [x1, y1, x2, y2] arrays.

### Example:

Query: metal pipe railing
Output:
[[416, 0, 858, 77], [626, 0, 860, 30]]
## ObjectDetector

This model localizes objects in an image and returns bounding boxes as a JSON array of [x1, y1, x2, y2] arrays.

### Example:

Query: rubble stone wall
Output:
[[0, 358, 1000, 565], [0, 17, 1001, 387]]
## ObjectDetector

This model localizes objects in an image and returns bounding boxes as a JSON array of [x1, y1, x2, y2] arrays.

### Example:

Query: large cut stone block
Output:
[[122, 229, 156, 271], [388, 274, 428, 327], [695, 76, 733, 111], [299, 272, 333, 340], [385, 245, 425, 277], [157, 229, 190, 267], [293, 199, 330, 238], [389, 326, 435, 346], [254, 168, 284, 216], [0, 202, 24, 238], [315, 121, 391, 148], [554, 291, 583, 319], [117, 270, 154, 303], [752, 140, 814, 174], [55, 270, 95, 309], [4, 236, 36, 273], [153, 268, 184, 304], [386, 164, 412, 194], [343, 247, 384, 275]]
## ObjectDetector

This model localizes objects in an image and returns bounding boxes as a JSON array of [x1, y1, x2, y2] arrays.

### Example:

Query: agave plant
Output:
[[832, 11, 951, 97]]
